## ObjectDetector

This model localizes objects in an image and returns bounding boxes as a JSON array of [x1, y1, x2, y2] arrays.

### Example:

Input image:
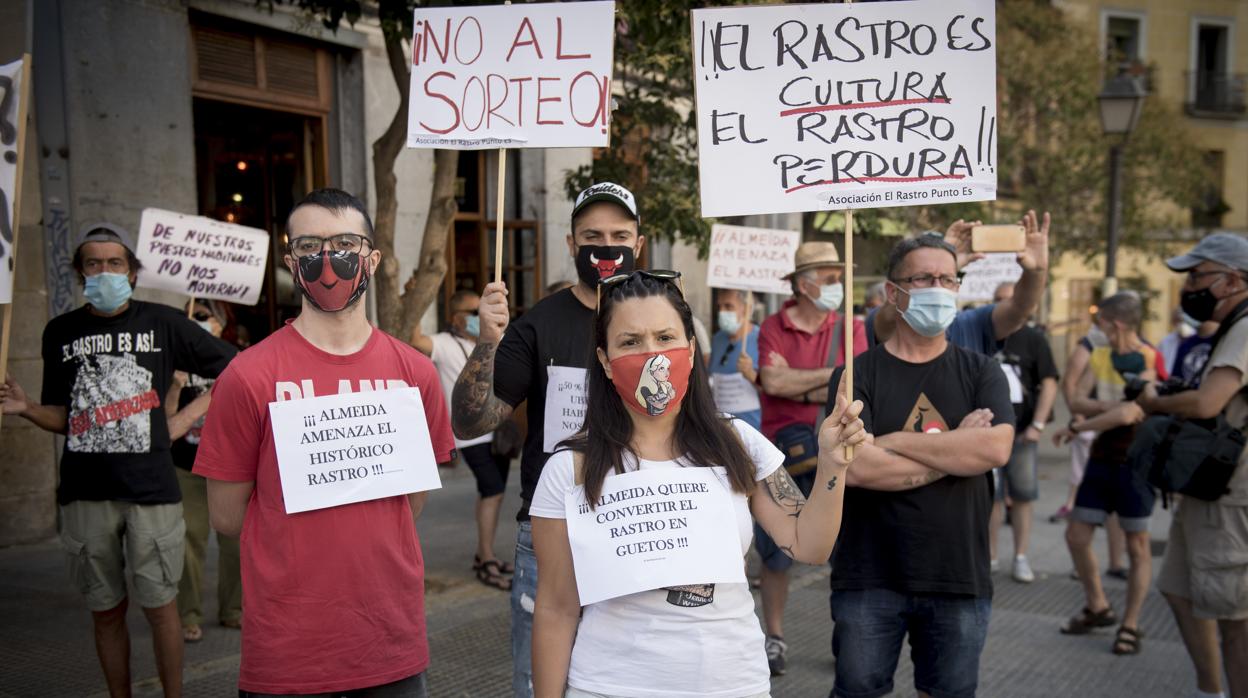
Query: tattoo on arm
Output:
[[450, 341, 513, 439], [764, 467, 807, 519], [826, 475, 838, 491]]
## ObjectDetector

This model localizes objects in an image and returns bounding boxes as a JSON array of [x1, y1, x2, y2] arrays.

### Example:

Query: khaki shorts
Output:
[[1156, 497, 1248, 620], [60, 500, 185, 611]]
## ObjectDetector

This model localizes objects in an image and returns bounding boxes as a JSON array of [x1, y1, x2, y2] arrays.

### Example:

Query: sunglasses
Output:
[[596, 270, 684, 313]]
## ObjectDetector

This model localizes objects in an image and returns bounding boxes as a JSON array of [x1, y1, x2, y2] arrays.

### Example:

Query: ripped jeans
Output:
[[511, 521, 537, 698]]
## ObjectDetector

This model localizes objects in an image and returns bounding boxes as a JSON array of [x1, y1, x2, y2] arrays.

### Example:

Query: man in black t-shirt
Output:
[[1, 224, 236, 696], [989, 282, 1059, 584], [827, 236, 1014, 698], [451, 182, 646, 698]]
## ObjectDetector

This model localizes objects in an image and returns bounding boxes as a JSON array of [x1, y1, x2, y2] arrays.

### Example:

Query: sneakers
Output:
[[765, 635, 787, 676], [1012, 555, 1035, 583], [990, 558, 1000, 573]]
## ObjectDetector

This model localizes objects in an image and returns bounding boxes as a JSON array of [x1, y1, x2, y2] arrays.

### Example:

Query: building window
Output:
[[1187, 18, 1245, 117], [190, 14, 333, 114], [1192, 150, 1229, 229], [1105, 14, 1143, 65]]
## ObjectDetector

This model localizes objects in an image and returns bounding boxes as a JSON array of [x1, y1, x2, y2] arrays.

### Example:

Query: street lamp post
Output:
[[1097, 72, 1147, 298]]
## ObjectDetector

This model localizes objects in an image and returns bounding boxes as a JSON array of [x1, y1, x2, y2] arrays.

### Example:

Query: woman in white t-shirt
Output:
[[529, 271, 865, 698]]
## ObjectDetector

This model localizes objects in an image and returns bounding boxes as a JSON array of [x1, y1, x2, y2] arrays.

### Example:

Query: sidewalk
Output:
[[0, 446, 1195, 697]]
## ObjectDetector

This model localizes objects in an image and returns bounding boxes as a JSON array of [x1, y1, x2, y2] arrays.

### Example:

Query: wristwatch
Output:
[[1030, 421, 1046, 432]]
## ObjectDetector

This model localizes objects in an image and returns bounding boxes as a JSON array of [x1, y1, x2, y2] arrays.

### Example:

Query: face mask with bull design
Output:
[[293, 248, 372, 312], [575, 244, 635, 287]]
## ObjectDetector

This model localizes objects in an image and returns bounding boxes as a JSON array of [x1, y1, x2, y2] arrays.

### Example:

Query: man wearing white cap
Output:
[[1141, 233, 1248, 698], [755, 240, 867, 675], [453, 182, 646, 697], [1, 223, 236, 697]]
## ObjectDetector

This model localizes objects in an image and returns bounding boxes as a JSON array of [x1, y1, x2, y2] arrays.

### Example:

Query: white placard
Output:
[[0, 58, 26, 304], [268, 387, 442, 514], [710, 372, 761, 415], [565, 467, 745, 606], [692, 0, 998, 217], [406, 1, 616, 150], [136, 208, 269, 305], [958, 252, 1022, 303], [707, 224, 801, 296], [544, 365, 588, 452]]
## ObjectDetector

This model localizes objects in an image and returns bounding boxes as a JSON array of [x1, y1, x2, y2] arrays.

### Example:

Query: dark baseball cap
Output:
[[1166, 233, 1248, 274], [571, 182, 639, 224], [77, 222, 137, 254]]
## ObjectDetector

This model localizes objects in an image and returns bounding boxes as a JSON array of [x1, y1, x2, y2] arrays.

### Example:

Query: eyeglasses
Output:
[[289, 233, 370, 258], [1186, 269, 1228, 284], [596, 270, 684, 312], [891, 273, 961, 290]]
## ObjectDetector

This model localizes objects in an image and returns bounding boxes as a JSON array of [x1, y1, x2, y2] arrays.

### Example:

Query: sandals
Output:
[[1060, 606, 1117, 635], [473, 558, 513, 591], [1112, 625, 1143, 655], [183, 624, 203, 643], [474, 555, 514, 575]]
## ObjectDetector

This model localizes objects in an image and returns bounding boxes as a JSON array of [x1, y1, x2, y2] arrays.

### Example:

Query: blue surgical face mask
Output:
[[897, 286, 958, 337], [810, 282, 844, 312], [717, 310, 741, 335], [464, 315, 481, 338], [84, 272, 133, 314]]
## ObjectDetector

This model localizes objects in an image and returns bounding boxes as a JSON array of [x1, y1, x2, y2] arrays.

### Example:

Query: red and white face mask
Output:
[[608, 347, 693, 418], [293, 250, 371, 312]]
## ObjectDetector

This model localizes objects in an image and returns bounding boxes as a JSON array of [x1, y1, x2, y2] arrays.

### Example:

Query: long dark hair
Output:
[[560, 274, 757, 508]]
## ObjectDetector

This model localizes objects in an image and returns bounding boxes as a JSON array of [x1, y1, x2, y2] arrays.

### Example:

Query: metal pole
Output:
[[1102, 142, 1123, 298]]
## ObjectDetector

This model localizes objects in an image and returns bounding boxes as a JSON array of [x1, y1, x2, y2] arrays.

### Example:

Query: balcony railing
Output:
[[1186, 71, 1247, 118]]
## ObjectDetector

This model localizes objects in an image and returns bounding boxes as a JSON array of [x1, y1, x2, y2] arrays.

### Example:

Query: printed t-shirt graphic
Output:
[[40, 301, 236, 505], [193, 324, 454, 695], [904, 393, 949, 434]]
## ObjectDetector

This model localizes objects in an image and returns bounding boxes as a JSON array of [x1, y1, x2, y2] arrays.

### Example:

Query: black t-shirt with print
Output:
[[171, 374, 215, 471], [493, 288, 595, 521], [828, 342, 1013, 598], [40, 301, 237, 505], [997, 325, 1059, 429]]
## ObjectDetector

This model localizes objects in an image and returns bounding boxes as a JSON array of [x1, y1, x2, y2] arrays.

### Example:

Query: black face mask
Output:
[[1180, 281, 1222, 323], [574, 245, 635, 287]]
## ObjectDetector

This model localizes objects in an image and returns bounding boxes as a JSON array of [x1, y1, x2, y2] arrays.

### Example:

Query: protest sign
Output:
[[710, 373, 761, 415], [707, 223, 800, 296], [543, 365, 587, 453], [269, 387, 442, 514], [691, 0, 998, 217], [135, 208, 269, 305], [406, 1, 616, 150], [565, 467, 746, 605], [958, 252, 1022, 303], [0, 57, 29, 305]]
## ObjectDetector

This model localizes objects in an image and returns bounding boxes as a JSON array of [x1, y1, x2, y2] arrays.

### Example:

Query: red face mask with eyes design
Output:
[[293, 250, 372, 312], [608, 347, 694, 418]]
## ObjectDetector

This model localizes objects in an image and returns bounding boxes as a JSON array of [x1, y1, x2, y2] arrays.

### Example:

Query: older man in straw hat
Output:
[[754, 240, 867, 675]]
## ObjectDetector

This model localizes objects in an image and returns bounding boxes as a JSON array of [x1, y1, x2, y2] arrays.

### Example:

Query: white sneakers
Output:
[[1012, 555, 1035, 583]]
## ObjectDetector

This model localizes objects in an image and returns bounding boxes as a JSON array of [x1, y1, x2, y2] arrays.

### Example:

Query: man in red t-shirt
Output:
[[755, 241, 867, 676], [194, 189, 455, 697]]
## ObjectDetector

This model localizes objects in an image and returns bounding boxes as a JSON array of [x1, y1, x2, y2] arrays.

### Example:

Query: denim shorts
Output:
[[753, 469, 816, 572], [1072, 458, 1155, 532], [830, 588, 991, 698], [993, 439, 1038, 503]]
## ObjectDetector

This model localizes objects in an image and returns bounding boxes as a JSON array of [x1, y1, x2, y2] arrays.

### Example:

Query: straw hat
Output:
[[782, 241, 844, 280]]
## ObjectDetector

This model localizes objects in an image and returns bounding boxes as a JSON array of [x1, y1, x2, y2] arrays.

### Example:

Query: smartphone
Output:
[[971, 224, 1026, 253]]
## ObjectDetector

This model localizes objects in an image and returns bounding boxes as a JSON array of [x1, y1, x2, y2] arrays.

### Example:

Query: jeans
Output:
[[511, 521, 538, 698], [830, 588, 991, 698]]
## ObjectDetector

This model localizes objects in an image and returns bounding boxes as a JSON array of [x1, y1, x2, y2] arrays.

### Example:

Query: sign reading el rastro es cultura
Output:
[[407, 1, 616, 150], [269, 388, 443, 514], [692, 0, 998, 217], [136, 209, 269, 305]]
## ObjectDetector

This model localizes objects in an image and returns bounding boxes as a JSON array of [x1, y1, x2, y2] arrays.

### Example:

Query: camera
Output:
[[1123, 376, 1186, 402]]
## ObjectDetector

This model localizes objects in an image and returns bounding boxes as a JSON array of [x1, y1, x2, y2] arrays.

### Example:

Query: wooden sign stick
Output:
[[0, 55, 33, 434], [187, 297, 196, 318], [843, 209, 855, 461], [494, 148, 507, 285]]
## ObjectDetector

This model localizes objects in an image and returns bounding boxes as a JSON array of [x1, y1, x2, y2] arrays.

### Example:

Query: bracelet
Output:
[[1030, 421, 1046, 432]]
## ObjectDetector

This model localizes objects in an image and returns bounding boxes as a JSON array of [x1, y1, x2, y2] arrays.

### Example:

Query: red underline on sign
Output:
[[785, 174, 966, 194], [778, 98, 952, 117]]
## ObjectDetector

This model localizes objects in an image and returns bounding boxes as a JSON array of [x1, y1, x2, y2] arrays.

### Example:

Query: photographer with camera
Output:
[[1138, 234, 1248, 698]]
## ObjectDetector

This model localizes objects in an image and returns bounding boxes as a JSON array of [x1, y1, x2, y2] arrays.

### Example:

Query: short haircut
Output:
[[1097, 291, 1142, 329], [449, 289, 479, 311], [286, 188, 375, 241], [886, 234, 958, 281], [789, 269, 817, 296], [865, 282, 887, 303]]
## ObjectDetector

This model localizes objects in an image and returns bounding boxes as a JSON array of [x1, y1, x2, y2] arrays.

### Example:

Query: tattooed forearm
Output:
[[826, 475, 838, 491], [451, 341, 514, 439], [902, 470, 946, 489], [763, 467, 807, 516]]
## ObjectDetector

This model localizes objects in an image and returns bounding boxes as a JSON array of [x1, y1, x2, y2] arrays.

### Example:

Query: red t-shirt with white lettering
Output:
[[194, 324, 455, 694]]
